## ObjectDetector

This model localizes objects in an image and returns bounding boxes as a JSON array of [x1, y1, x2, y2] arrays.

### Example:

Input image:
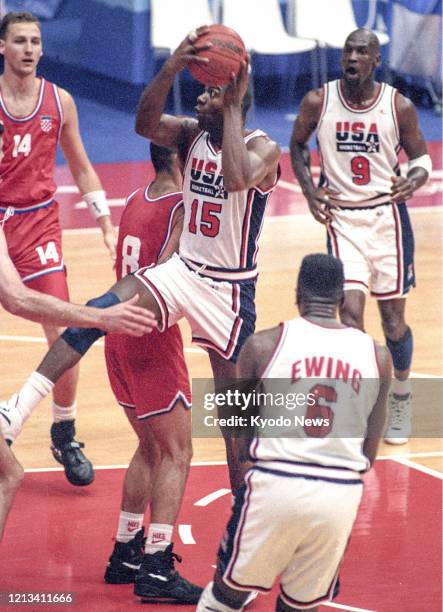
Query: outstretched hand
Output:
[[166, 25, 212, 74], [304, 186, 340, 224], [97, 294, 157, 336]]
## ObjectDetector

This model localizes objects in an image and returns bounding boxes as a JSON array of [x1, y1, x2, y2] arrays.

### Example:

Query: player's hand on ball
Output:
[[167, 26, 212, 74], [224, 57, 250, 108], [305, 186, 340, 224], [390, 175, 416, 203]]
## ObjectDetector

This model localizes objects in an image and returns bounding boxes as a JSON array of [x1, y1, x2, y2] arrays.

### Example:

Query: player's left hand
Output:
[[98, 294, 157, 336], [224, 56, 250, 109], [390, 175, 416, 203], [97, 215, 117, 266]]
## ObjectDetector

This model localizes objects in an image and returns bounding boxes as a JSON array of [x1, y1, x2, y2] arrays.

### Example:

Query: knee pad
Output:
[[61, 291, 120, 355], [386, 326, 413, 371]]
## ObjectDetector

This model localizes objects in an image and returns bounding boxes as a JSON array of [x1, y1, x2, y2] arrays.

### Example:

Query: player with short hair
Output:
[[0, 27, 280, 495], [0, 11, 117, 485], [0, 215, 156, 541], [102, 143, 202, 604], [197, 253, 392, 612], [290, 28, 431, 445]]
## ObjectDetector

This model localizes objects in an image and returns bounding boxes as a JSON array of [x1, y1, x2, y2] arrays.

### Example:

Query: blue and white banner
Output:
[[388, 0, 442, 87]]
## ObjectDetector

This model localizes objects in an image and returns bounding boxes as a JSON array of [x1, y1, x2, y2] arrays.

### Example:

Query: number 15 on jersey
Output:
[[188, 199, 222, 238]]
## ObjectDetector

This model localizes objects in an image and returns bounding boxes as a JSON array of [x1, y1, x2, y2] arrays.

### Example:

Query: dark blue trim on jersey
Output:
[[183, 256, 257, 275], [397, 202, 415, 293], [253, 466, 363, 485], [230, 279, 257, 363], [243, 189, 269, 269], [217, 482, 247, 576], [251, 458, 363, 472]]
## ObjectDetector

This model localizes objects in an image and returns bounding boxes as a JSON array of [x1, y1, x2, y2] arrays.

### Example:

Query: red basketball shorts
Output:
[[104, 324, 191, 419], [2, 200, 69, 300]]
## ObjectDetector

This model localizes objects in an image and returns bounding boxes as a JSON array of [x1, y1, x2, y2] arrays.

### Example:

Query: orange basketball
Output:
[[189, 25, 247, 87]]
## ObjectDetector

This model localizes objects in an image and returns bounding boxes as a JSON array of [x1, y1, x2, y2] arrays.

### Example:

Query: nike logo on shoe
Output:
[[148, 573, 168, 582], [122, 561, 141, 570]]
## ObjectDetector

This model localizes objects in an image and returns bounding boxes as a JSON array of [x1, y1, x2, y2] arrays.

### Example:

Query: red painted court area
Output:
[[1, 461, 441, 611], [55, 145, 442, 231]]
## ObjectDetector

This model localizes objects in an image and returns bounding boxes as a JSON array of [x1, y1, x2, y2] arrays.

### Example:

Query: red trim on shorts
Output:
[[134, 271, 169, 331], [280, 571, 339, 609], [224, 471, 270, 592], [344, 279, 369, 289], [327, 224, 340, 258], [371, 204, 403, 298]]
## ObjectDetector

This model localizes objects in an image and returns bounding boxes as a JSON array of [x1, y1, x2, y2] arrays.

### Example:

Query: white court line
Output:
[[23, 454, 442, 474], [178, 524, 196, 545], [323, 603, 377, 612], [390, 456, 443, 480], [0, 334, 206, 354], [378, 451, 443, 460], [194, 488, 231, 507]]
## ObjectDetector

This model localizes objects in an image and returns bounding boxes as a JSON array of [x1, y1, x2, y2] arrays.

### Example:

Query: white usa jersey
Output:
[[179, 129, 279, 279], [316, 79, 401, 207], [250, 317, 380, 472]]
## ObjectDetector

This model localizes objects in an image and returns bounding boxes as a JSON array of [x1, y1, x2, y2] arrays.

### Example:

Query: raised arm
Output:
[[363, 343, 392, 466], [289, 89, 338, 224], [390, 93, 431, 203], [58, 89, 117, 262], [135, 27, 210, 151], [221, 62, 280, 192]]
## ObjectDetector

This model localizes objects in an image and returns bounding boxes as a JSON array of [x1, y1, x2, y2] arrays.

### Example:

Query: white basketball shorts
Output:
[[327, 202, 415, 299], [219, 467, 363, 608], [134, 253, 256, 362]]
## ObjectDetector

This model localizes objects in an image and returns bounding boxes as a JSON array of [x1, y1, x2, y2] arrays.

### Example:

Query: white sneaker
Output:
[[0, 395, 23, 443], [384, 392, 412, 445]]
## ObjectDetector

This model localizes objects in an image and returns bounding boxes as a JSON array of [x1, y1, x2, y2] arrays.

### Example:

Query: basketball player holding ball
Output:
[[1, 25, 281, 501]]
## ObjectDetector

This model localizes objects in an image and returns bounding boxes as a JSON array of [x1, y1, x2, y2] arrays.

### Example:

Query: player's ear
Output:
[[374, 52, 381, 69], [0, 39, 5, 57]]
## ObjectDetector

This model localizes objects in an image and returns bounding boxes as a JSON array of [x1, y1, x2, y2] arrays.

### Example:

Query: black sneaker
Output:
[[50, 420, 94, 486], [104, 528, 145, 584], [134, 543, 203, 604]]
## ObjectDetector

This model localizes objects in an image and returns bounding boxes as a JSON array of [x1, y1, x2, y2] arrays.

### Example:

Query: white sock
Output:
[[391, 378, 412, 397], [145, 523, 173, 554], [3, 372, 54, 437], [197, 582, 244, 612], [52, 401, 77, 422], [116, 511, 144, 543]]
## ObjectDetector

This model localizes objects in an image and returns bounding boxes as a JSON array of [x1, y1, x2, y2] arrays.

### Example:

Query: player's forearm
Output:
[[290, 141, 315, 195], [135, 64, 176, 138], [5, 287, 106, 328], [222, 105, 251, 192], [73, 165, 103, 196], [406, 167, 429, 193]]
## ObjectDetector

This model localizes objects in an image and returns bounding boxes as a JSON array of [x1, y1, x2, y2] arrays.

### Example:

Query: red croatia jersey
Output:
[[116, 183, 183, 280], [0, 78, 63, 208]]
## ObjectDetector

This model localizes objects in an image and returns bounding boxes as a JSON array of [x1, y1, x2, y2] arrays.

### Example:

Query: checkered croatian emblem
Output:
[[40, 116, 53, 133]]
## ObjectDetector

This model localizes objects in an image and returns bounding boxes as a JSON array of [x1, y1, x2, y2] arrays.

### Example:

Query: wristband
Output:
[[83, 190, 110, 219], [407, 154, 432, 176]]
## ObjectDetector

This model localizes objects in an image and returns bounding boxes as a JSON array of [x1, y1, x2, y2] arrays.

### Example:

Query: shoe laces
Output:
[[388, 396, 410, 427]]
